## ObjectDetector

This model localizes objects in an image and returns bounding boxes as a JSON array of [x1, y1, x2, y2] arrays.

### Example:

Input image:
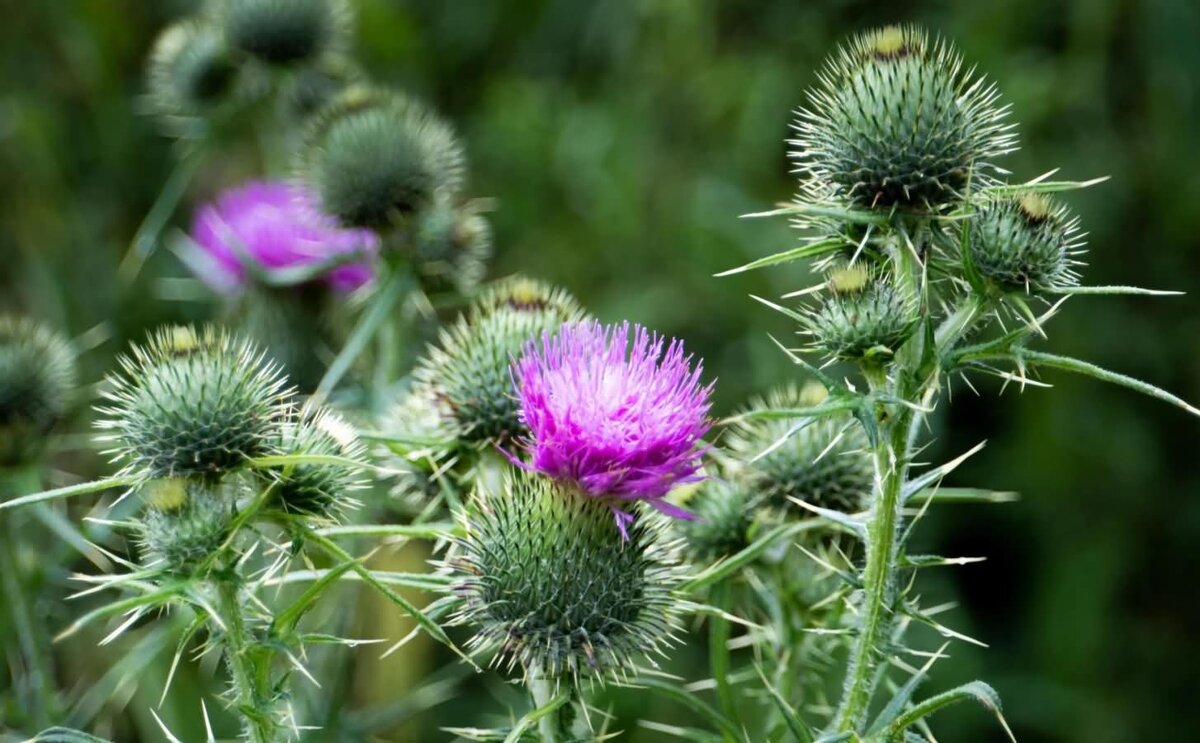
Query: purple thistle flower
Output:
[[189, 180, 379, 293], [513, 320, 714, 538]]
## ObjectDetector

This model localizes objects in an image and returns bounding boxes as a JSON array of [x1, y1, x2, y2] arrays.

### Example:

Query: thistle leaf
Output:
[[632, 675, 746, 741], [754, 665, 816, 742], [1048, 285, 1182, 296], [681, 520, 822, 592], [715, 238, 846, 277], [502, 689, 570, 743], [1022, 349, 1200, 418], [983, 175, 1109, 196], [30, 728, 116, 743], [882, 681, 1014, 742], [0, 475, 133, 511], [740, 201, 892, 225]]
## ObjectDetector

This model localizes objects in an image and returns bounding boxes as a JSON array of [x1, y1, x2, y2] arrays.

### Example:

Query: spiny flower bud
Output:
[[283, 54, 362, 120], [452, 470, 681, 679], [267, 406, 364, 519], [413, 196, 493, 295], [675, 479, 756, 564], [301, 88, 466, 230], [805, 270, 918, 362], [968, 193, 1084, 292], [98, 326, 291, 481], [514, 321, 714, 537], [137, 478, 237, 571], [379, 386, 455, 510], [0, 317, 76, 467], [413, 292, 584, 446], [147, 20, 238, 120], [726, 386, 873, 514], [473, 275, 584, 319], [219, 0, 351, 66], [791, 25, 1015, 210]]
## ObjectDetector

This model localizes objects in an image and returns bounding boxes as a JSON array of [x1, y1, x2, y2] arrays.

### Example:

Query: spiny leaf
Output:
[[983, 174, 1109, 196], [1021, 349, 1200, 418], [0, 475, 134, 511], [906, 487, 1018, 505], [314, 522, 460, 540], [715, 238, 846, 277], [883, 681, 1014, 742], [314, 268, 412, 400], [901, 441, 988, 502], [682, 520, 822, 592], [1048, 285, 1182, 296], [754, 665, 815, 742], [272, 558, 362, 634], [502, 688, 570, 743], [741, 201, 892, 225], [632, 676, 746, 741], [30, 728, 116, 743]]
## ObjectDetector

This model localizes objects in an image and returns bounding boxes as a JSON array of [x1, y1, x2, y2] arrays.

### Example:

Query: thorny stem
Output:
[[214, 576, 279, 743], [527, 663, 581, 743]]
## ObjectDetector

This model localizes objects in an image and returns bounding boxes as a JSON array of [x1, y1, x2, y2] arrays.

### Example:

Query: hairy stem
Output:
[[214, 577, 279, 743], [709, 580, 741, 734], [833, 406, 912, 732]]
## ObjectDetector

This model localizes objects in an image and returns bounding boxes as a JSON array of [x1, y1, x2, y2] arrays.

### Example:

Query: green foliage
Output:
[[675, 479, 756, 563], [0, 316, 76, 467], [452, 470, 682, 679]]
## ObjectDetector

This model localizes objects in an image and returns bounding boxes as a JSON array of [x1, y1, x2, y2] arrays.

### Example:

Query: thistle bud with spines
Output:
[[413, 196, 493, 296], [726, 385, 873, 515], [451, 470, 682, 680], [0, 316, 77, 468], [147, 20, 239, 121], [267, 405, 365, 519], [804, 266, 919, 363], [968, 193, 1084, 293], [791, 25, 1015, 211], [300, 87, 466, 230], [97, 326, 292, 482], [218, 0, 352, 67], [675, 478, 756, 564], [137, 478, 238, 572]]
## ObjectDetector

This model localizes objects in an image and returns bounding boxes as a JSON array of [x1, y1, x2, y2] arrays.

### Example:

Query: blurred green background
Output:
[[2, 1, 1198, 741]]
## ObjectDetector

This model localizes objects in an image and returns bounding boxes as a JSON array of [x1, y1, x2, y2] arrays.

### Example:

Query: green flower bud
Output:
[[0, 317, 76, 467], [147, 20, 238, 119], [301, 88, 466, 230], [98, 326, 291, 481], [413, 291, 584, 445], [805, 269, 918, 362], [220, 0, 351, 66], [137, 478, 237, 571], [268, 406, 364, 519], [379, 386, 456, 511], [726, 386, 873, 514], [675, 478, 756, 563], [413, 196, 493, 296], [282, 54, 362, 121], [792, 25, 1015, 210], [452, 471, 681, 678], [968, 193, 1084, 293], [473, 275, 584, 319]]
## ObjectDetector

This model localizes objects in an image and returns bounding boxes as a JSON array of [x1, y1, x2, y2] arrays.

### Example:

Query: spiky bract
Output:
[[413, 296, 583, 446], [137, 478, 237, 571], [805, 274, 918, 362], [0, 317, 76, 467], [452, 471, 681, 679], [413, 196, 493, 295], [147, 20, 238, 119], [474, 275, 583, 318], [968, 193, 1084, 292], [301, 88, 466, 230], [98, 326, 291, 481], [675, 478, 756, 563], [220, 0, 351, 66], [791, 25, 1014, 211], [726, 386, 872, 514], [379, 386, 455, 509], [268, 406, 364, 519], [514, 321, 713, 535]]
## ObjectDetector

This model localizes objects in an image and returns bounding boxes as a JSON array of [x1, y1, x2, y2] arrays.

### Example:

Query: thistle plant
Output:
[[712, 23, 1200, 739]]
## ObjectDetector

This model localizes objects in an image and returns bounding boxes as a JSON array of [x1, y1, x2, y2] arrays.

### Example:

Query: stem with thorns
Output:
[[214, 575, 280, 743], [527, 662, 584, 742]]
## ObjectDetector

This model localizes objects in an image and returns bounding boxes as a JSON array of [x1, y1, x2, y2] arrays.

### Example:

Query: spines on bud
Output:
[[968, 193, 1084, 293], [726, 386, 873, 514], [267, 405, 365, 519], [675, 479, 756, 563], [218, 0, 352, 66], [137, 478, 237, 571], [791, 24, 1015, 211], [0, 316, 77, 467], [98, 326, 292, 482], [413, 196, 493, 295], [473, 275, 584, 318], [300, 88, 466, 230], [805, 268, 919, 362], [451, 471, 681, 679], [147, 20, 238, 121]]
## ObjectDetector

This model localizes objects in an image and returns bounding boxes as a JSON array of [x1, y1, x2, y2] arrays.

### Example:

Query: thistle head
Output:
[[98, 326, 291, 482], [300, 88, 466, 230], [675, 478, 756, 564], [968, 193, 1084, 293], [413, 289, 584, 446], [513, 321, 714, 535], [267, 405, 365, 520], [187, 179, 379, 294], [137, 478, 237, 572], [452, 470, 682, 679], [218, 0, 351, 66], [726, 385, 873, 514], [378, 386, 455, 510], [805, 269, 918, 362], [413, 196, 493, 295], [147, 20, 238, 121], [0, 317, 76, 467], [474, 275, 584, 318], [792, 25, 1015, 210]]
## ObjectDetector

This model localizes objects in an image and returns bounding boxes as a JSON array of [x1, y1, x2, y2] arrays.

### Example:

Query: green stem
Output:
[[527, 665, 577, 743], [709, 581, 740, 735], [832, 409, 911, 732], [214, 577, 279, 743]]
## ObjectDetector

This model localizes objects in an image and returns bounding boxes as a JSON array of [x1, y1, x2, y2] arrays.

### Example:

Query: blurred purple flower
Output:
[[189, 180, 379, 293], [513, 320, 713, 537]]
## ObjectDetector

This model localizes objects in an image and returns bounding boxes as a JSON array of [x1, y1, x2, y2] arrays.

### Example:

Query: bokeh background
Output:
[[2, 1, 1199, 741]]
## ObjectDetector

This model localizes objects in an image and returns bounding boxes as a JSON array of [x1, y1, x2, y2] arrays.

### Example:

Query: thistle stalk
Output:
[[214, 576, 280, 743]]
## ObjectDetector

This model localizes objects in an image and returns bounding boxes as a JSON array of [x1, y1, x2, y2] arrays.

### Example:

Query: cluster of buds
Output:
[[0, 316, 77, 469]]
